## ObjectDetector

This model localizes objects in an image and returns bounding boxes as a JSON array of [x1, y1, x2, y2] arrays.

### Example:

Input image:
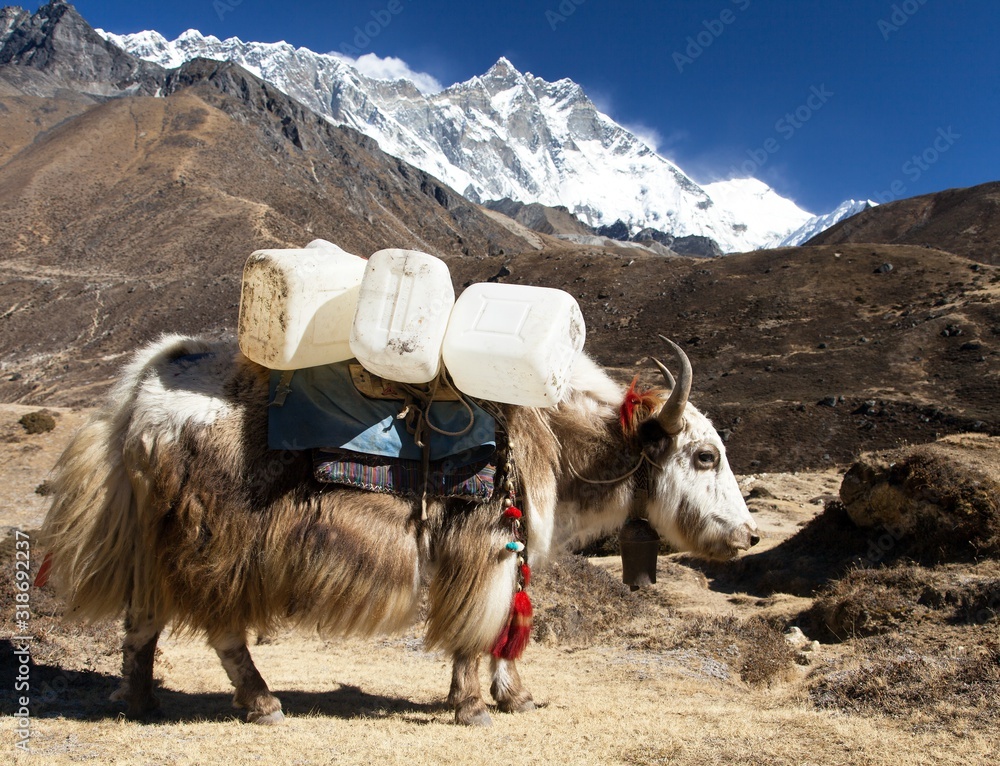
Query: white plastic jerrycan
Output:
[[442, 282, 586, 406], [349, 249, 455, 384], [238, 239, 367, 370]]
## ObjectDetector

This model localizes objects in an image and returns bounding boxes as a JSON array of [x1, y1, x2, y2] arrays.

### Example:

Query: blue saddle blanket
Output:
[[267, 361, 496, 465]]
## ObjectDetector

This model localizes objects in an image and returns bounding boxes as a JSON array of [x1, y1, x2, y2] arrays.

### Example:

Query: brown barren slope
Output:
[[0, 6, 998, 762], [808, 181, 1000, 265], [447, 242, 1000, 471], [0, 73, 537, 405]]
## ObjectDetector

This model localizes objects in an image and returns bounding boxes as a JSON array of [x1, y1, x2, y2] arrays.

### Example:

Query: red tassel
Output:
[[35, 553, 52, 587], [504, 591, 533, 659], [619, 375, 641, 433], [520, 564, 531, 588], [490, 627, 508, 657], [503, 506, 522, 520], [491, 590, 533, 660]]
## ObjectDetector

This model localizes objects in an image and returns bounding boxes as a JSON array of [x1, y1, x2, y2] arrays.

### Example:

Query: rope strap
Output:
[[567, 451, 657, 486], [392, 371, 478, 521]]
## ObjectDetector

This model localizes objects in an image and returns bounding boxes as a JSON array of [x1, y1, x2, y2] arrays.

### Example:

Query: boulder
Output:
[[839, 434, 1000, 559]]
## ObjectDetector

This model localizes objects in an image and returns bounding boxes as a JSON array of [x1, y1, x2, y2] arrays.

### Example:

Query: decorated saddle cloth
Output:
[[268, 361, 497, 501]]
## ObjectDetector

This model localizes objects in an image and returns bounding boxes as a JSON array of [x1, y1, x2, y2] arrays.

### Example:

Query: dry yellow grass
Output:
[[5, 632, 996, 766], [2, 405, 998, 764]]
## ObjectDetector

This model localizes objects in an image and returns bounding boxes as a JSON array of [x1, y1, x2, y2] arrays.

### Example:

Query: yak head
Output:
[[617, 337, 759, 561]]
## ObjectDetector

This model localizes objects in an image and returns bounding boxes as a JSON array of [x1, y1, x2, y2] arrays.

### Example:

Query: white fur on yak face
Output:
[[646, 404, 759, 560]]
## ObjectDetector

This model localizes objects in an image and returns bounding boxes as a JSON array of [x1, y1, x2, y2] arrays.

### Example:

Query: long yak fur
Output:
[[39, 333, 754, 723], [40, 335, 626, 651]]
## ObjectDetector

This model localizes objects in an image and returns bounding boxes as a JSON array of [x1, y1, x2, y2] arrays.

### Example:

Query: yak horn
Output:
[[655, 335, 691, 434], [650, 358, 675, 390]]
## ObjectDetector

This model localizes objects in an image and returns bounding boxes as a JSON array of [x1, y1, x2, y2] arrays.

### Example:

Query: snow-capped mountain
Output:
[[100, 28, 817, 253], [702, 178, 821, 251], [772, 199, 878, 248]]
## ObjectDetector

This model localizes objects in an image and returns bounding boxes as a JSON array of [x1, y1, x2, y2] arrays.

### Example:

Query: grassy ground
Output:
[[2, 405, 998, 764]]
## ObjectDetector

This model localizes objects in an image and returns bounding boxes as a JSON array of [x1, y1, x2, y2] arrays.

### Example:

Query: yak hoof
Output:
[[111, 686, 162, 719], [499, 697, 535, 714], [247, 708, 285, 725], [454, 703, 493, 727], [124, 698, 162, 721], [132, 705, 165, 722]]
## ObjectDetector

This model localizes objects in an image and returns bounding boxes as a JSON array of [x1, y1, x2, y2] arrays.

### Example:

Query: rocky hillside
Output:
[[446, 242, 1000, 472], [483, 198, 595, 238], [0, 5, 542, 405], [0, 3, 998, 476], [806, 181, 1000, 265], [0, 0, 164, 97]]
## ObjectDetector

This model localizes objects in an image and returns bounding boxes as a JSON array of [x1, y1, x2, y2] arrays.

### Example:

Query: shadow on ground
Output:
[[0, 644, 446, 723]]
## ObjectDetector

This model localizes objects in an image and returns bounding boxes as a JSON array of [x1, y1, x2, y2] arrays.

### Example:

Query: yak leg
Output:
[[448, 652, 492, 726], [109, 610, 162, 718], [490, 657, 535, 713], [211, 633, 284, 724]]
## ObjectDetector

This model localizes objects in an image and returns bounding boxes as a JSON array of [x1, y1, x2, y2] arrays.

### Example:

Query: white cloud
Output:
[[583, 89, 682, 158], [586, 88, 615, 117], [335, 52, 444, 94], [622, 122, 663, 152]]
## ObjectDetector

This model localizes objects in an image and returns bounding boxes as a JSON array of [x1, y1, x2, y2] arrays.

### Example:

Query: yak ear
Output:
[[637, 417, 672, 459]]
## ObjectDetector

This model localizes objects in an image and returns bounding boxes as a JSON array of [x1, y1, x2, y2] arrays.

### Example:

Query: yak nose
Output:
[[736, 523, 760, 552]]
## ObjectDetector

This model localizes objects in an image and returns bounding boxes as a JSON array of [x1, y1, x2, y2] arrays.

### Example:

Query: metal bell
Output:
[[619, 517, 660, 591]]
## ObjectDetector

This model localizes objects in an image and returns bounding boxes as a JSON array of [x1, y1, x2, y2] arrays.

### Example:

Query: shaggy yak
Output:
[[38, 334, 759, 726]]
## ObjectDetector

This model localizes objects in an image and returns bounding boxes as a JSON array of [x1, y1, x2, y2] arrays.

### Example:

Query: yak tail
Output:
[[38, 334, 205, 623], [38, 406, 138, 622]]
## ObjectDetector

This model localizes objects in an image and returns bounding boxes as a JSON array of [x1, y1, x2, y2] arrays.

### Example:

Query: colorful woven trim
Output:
[[312, 448, 496, 502]]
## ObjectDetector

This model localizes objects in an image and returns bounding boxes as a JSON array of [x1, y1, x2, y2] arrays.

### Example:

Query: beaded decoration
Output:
[[490, 442, 532, 660]]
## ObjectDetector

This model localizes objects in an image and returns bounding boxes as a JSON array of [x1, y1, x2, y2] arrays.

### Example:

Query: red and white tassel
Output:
[[491, 498, 533, 659], [491, 590, 533, 660]]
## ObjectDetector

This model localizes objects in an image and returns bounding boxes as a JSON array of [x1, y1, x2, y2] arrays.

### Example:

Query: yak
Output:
[[37, 333, 759, 726]]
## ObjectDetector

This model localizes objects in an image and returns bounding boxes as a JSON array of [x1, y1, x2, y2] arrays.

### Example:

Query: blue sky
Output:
[[45, 0, 1000, 214]]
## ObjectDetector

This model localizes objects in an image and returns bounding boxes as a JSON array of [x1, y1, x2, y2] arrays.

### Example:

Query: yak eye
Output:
[[695, 447, 719, 470]]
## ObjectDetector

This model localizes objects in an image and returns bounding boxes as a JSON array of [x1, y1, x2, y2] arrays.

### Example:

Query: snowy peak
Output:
[[775, 199, 878, 248], [99, 28, 178, 66], [482, 56, 522, 87], [702, 178, 815, 250], [99, 26, 822, 252]]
